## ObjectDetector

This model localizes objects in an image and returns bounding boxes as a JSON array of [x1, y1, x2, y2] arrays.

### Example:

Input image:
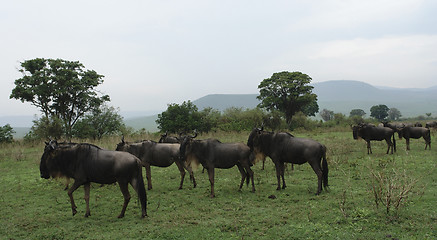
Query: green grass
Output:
[[1, 131, 436, 239]]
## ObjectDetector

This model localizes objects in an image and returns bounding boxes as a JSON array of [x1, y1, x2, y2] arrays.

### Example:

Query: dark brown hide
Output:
[[180, 137, 255, 198], [247, 128, 328, 195], [116, 139, 196, 190], [40, 141, 147, 218]]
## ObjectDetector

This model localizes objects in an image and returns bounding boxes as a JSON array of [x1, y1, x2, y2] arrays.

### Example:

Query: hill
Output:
[[5, 80, 437, 133]]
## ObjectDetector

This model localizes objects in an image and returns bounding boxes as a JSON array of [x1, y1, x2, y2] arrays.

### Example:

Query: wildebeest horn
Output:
[[191, 130, 198, 138]]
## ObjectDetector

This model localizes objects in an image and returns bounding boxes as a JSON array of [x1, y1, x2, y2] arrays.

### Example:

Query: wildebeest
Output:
[[158, 132, 180, 143], [352, 123, 396, 154], [426, 121, 437, 129], [247, 128, 328, 195], [40, 141, 147, 218], [179, 134, 255, 198], [398, 126, 431, 150], [116, 138, 196, 190]]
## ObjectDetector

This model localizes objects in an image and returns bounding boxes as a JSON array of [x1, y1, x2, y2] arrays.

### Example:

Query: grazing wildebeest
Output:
[[414, 122, 423, 127], [116, 138, 196, 190], [398, 126, 431, 150], [40, 141, 147, 218], [179, 134, 255, 198], [158, 132, 180, 143], [426, 121, 437, 129], [352, 123, 396, 154], [247, 128, 328, 195]]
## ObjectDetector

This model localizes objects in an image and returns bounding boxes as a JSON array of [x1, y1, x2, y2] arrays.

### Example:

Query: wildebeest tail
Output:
[[321, 145, 329, 189], [136, 165, 148, 217], [392, 132, 397, 152]]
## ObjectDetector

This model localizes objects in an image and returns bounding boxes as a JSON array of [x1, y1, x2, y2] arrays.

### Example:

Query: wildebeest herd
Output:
[[39, 121, 434, 218]]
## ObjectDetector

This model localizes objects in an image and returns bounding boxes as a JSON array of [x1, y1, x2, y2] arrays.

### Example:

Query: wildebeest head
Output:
[[40, 140, 59, 179], [158, 132, 180, 143], [247, 127, 264, 151], [115, 136, 131, 152], [179, 132, 198, 159]]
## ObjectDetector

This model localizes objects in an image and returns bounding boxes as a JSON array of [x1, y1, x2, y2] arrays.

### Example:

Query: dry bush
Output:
[[369, 168, 418, 214]]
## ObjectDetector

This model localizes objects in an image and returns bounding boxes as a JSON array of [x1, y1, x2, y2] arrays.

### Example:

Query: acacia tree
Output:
[[10, 58, 110, 138], [257, 71, 319, 124]]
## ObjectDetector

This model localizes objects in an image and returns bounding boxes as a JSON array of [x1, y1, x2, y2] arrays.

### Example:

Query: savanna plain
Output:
[[0, 129, 436, 239]]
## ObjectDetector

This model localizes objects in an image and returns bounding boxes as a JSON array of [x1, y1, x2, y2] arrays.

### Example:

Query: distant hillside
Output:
[[5, 80, 437, 133], [193, 94, 259, 111], [313, 80, 437, 117]]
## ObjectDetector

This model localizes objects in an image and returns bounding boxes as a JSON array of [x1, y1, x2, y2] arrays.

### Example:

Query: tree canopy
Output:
[[156, 101, 204, 134], [257, 71, 319, 124], [10, 58, 110, 138], [0, 124, 15, 143], [370, 104, 389, 121]]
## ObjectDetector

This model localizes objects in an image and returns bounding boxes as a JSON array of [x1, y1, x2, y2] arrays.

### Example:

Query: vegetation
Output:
[[0, 124, 15, 143], [370, 104, 390, 121], [10, 58, 110, 138], [257, 71, 319, 125], [72, 105, 125, 140], [1, 130, 435, 239]]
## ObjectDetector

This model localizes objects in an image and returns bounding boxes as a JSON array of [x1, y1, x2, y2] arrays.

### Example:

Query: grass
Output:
[[0, 130, 436, 239]]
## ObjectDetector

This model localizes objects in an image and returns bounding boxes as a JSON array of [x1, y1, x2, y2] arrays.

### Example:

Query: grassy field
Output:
[[0, 130, 436, 239]]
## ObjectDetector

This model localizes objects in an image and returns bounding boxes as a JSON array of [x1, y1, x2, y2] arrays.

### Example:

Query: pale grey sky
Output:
[[1, 0, 436, 117]]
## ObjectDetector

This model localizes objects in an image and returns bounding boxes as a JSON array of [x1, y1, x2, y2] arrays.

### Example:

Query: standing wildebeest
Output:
[[398, 126, 431, 150], [40, 141, 147, 218], [247, 128, 328, 195], [116, 138, 196, 190], [352, 123, 396, 154], [159, 132, 180, 143], [179, 134, 255, 198]]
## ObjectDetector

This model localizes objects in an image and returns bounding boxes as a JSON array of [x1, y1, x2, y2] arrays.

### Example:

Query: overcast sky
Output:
[[1, 0, 436, 117]]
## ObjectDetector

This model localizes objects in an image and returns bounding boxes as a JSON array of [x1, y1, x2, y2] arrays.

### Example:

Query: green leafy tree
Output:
[[350, 109, 366, 117], [10, 58, 110, 138], [370, 104, 390, 121], [24, 116, 64, 141], [387, 108, 402, 121], [257, 71, 319, 125], [156, 101, 203, 133], [72, 105, 124, 139], [0, 124, 15, 143]]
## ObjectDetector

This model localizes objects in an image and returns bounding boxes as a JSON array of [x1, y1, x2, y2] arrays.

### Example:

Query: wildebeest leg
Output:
[[184, 164, 197, 188], [385, 138, 393, 154], [67, 181, 83, 216], [366, 140, 372, 154], [242, 162, 255, 193], [84, 182, 91, 217], [262, 159, 265, 170], [144, 163, 152, 190], [236, 163, 246, 191], [309, 161, 323, 195], [274, 161, 282, 190], [280, 161, 286, 189], [117, 181, 131, 218], [174, 161, 186, 190], [406, 138, 410, 151], [207, 168, 215, 198]]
